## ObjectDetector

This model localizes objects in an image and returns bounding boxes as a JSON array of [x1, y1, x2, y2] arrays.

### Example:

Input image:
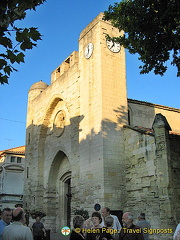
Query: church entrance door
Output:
[[47, 151, 71, 231]]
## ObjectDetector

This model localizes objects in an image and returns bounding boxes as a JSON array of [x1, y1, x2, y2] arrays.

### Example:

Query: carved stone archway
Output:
[[44, 151, 71, 231]]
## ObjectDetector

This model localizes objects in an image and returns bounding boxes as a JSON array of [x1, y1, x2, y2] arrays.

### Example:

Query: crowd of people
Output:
[[70, 207, 179, 240], [0, 206, 179, 240], [70, 208, 150, 240], [0, 207, 46, 240]]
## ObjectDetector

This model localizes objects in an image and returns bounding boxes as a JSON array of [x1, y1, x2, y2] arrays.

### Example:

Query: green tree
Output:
[[0, 0, 46, 84], [74, 208, 89, 220], [104, 0, 180, 76]]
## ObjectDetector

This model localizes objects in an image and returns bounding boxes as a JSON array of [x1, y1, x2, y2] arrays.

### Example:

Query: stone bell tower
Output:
[[75, 13, 128, 209], [25, 13, 129, 231]]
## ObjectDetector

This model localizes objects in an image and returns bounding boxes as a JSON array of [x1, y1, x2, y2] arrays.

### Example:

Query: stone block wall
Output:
[[169, 134, 180, 223], [123, 114, 180, 240], [123, 127, 159, 225]]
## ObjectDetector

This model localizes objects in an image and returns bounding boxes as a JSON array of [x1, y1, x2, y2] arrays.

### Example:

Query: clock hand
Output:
[[111, 42, 115, 49]]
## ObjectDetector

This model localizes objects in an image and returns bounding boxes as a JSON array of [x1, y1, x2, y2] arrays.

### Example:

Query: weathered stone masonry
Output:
[[124, 113, 180, 232], [24, 13, 180, 239]]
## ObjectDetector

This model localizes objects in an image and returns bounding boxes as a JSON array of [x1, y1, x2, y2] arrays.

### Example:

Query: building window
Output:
[[27, 167, 29, 178], [28, 133, 31, 145], [17, 157, 22, 163], [128, 107, 133, 126], [128, 110, 131, 125], [10, 156, 16, 162]]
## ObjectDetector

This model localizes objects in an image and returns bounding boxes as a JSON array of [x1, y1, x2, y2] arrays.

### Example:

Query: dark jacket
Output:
[[119, 224, 144, 240], [70, 230, 85, 240], [85, 228, 113, 240]]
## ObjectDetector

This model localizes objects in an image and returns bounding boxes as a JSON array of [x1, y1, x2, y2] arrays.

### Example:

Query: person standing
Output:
[[136, 213, 151, 240], [104, 216, 119, 240], [0, 208, 12, 240], [70, 215, 85, 240], [2, 207, 33, 240], [119, 212, 144, 240], [101, 207, 121, 231], [32, 216, 46, 240], [85, 211, 113, 240]]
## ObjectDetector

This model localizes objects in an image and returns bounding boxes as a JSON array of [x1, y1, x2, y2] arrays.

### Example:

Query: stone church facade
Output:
[[24, 13, 180, 239]]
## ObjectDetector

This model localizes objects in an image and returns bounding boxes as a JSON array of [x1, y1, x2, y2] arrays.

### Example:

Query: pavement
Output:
[[50, 231, 70, 240]]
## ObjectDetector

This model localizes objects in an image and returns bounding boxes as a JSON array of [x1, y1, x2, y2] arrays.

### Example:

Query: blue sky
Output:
[[0, 0, 180, 151]]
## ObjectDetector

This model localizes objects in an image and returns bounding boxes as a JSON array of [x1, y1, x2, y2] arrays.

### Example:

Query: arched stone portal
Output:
[[44, 151, 71, 232]]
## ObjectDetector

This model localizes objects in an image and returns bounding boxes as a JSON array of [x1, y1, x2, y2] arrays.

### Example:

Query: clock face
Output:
[[84, 43, 94, 59], [106, 40, 121, 53]]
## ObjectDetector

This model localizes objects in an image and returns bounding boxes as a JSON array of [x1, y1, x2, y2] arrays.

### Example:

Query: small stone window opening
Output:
[[128, 110, 131, 125], [27, 167, 29, 178], [56, 67, 60, 78], [65, 57, 70, 64], [33, 196, 36, 205], [28, 133, 30, 145]]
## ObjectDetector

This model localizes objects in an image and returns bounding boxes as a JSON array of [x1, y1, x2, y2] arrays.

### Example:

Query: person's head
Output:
[[73, 215, 84, 228], [138, 213, 145, 221], [12, 207, 25, 224], [101, 207, 110, 218], [35, 216, 41, 222], [104, 216, 114, 228], [91, 211, 102, 227], [84, 218, 93, 228], [1, 208, 12, 224], [122, 212, 133, 228]]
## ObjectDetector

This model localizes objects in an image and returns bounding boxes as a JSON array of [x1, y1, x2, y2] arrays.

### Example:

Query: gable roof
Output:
[[0, 146, 25, 156], [128, 99, 180, 113]]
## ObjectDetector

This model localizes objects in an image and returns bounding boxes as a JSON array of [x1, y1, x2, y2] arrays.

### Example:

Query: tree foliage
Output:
[[74, 208, 89, 220], [0, 0, 46, 84], [104, 0, 180, 76]]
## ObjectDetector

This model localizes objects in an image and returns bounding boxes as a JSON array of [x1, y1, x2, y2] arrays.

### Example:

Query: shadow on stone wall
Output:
[[24, 105, 180, 240], [24, 103, 127, 227]]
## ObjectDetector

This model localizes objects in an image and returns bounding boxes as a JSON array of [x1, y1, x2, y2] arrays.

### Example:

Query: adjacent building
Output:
[[0, 146, 25, 209]]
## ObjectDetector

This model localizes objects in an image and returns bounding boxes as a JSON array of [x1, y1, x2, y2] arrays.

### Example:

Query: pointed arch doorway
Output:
[[46, 151, 71, 231]]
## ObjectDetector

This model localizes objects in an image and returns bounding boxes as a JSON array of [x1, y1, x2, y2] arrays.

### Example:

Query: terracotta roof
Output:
[[170, 131, 180, 136], [124, 125, 180, 137], [133, 126, 154, 135], [0, 146, 25, 155], [124, 125, 154, 135], [169, 131, 180, 138]]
